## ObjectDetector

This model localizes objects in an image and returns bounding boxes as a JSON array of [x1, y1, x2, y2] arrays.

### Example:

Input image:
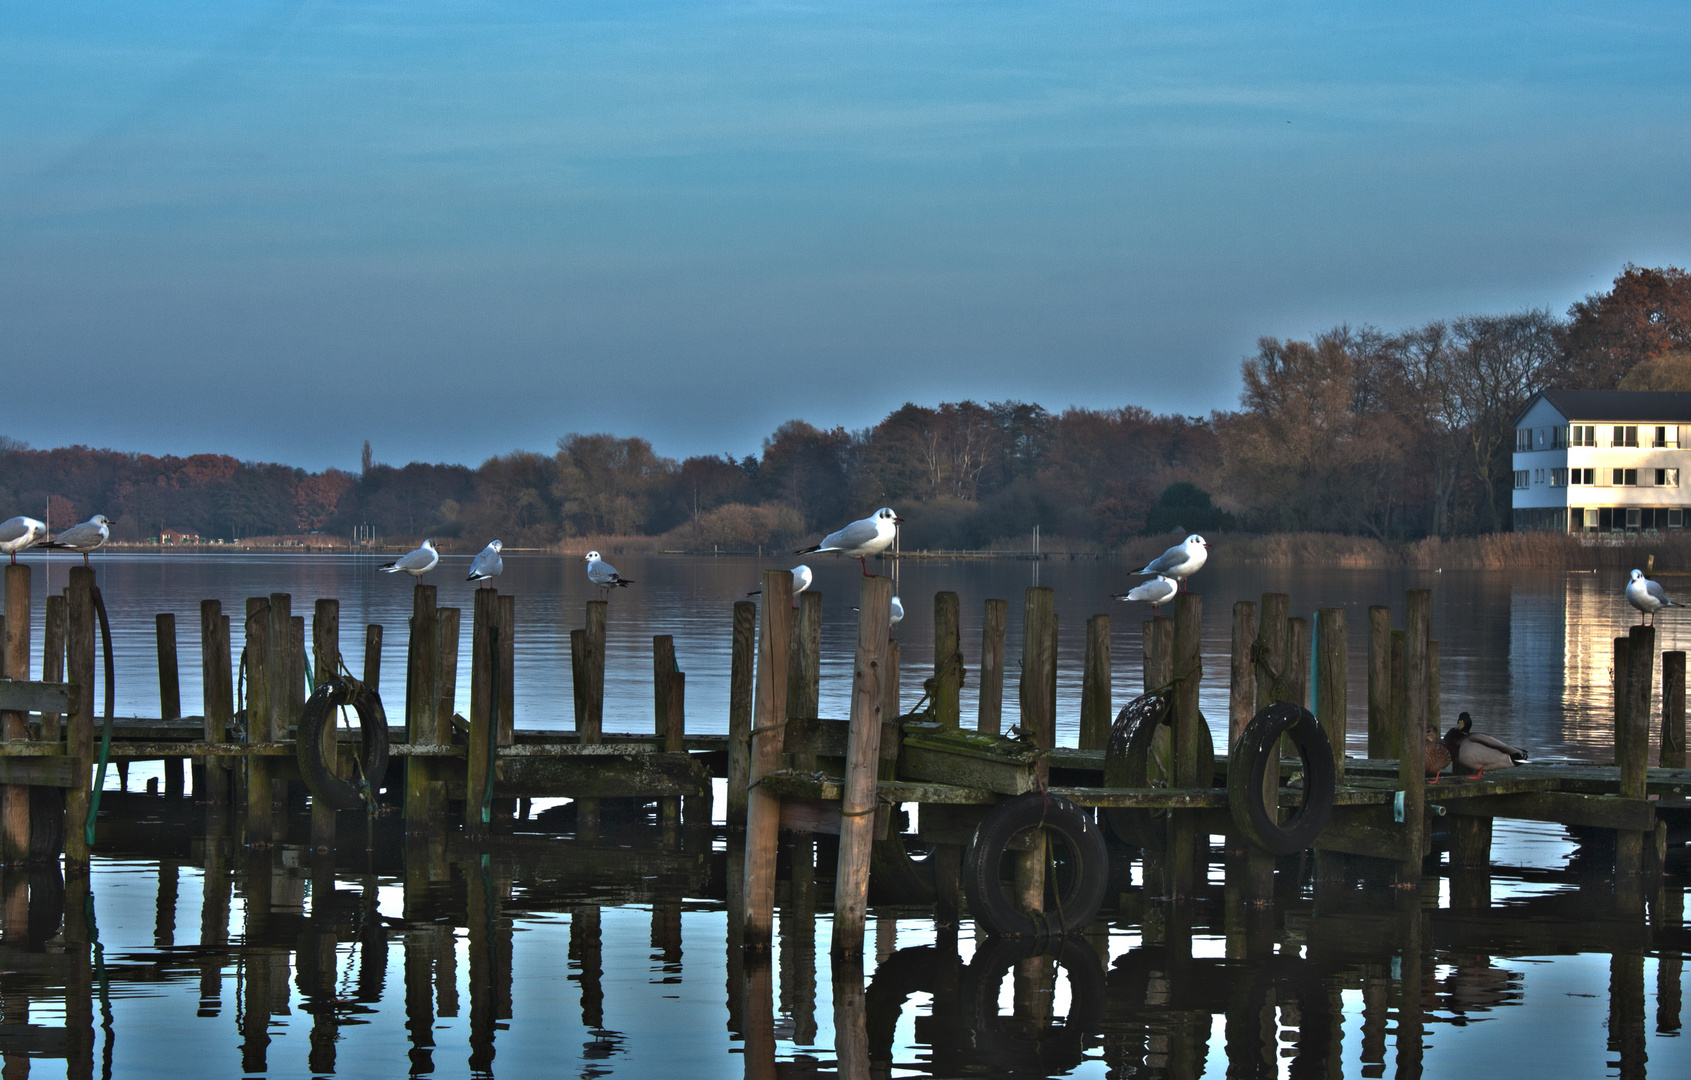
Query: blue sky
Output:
[[4, 1, 1690, 471]]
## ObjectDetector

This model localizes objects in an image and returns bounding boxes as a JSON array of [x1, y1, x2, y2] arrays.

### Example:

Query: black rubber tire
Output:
[[1102, 693, 1216, 852], [1226, 702, 1336, 855], [865, 945, 963, 1064], [960, 935, 1106, 1077], [963, 791, 1109, 937], [296, 676, 390, 811], [869, 833, 938, 905]]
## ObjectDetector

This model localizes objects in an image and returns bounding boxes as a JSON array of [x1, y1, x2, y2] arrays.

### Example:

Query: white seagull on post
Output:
[[1114, 575, 1178, 616], [380, 539, 439, 578], [747, 564, 813, 605], [1627, 568, 1677, 625], [585, 551, 632, 594], [0, 517, 47, 564], [467, 540, 504, 583], [1134, 534, 1208, 591], [40, 515, 111, 567], [797, 507, 902, 577]]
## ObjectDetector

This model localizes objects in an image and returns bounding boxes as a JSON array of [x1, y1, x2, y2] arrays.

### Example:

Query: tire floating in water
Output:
[[1226, 702, 1336, 855], [296, 676, 390, 811], [963, 790, 1109, 937]]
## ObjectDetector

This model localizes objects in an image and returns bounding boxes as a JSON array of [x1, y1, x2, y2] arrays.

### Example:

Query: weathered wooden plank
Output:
[[977, 598, 1007, 734], [0, 681, 76, 714], [0, 758, 77, 787], [1310, 804, 1419, 862], [782, 716, 898, 761], [1443, 791, 1656, 832], [744, 569, 794, 946], [831, 573, 892, 957], [898, 744, 1036, 794], [450, 751, 711, 800]]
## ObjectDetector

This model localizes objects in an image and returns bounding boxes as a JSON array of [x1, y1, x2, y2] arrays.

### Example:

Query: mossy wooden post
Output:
[[466, 589, 500, 836], [1399, 590, 1431, 887], [1317, 608, 1347, 781], [1015, 587, 1057, 910], [435, 606, 462, 821], [363, 624, 382, 689], [310, 600, 340, 851], [63, 569, 96, 867], [1664, 651, 1687, 769], [1080, 614, 1111, 752], [1230, 602, 1258, 744], [1366, 606, 1392, 758], [155, 613, 185, 798], [244, 597, 273, 847], [404, 585, 438, 834], [199, 600, 232, 805], [933, 591, 961, 728], [978, 598, 1007, 734], [883, 638, 901, 717], [2, 565, 32, 861], [831, 575, 891, 959], [743, 570, 793, 948], [1167, 593, 1203, 899], [1618, 625, 1655, 877], [577, 600, 606, 832], [727, 601, 757, 829]]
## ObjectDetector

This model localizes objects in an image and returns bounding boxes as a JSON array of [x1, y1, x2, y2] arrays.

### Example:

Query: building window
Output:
[[1552, 426, 1566, 448], [1551, 468, 1567, 487], [1614, 425, 1639, 447], [1627, 508, 1642, 530], [1655, 425, 1679, 448], [1614, 468, 1638, 486], [1515, 428, 1532, 452], [1534, 468, 1544, 484], [1514, 470, 1530, 489], [1570, 468, 1596, 485], [1659, 468, 1680, 487], [1570, 425, 1597, 446], [1673, 509, 1685, 529]]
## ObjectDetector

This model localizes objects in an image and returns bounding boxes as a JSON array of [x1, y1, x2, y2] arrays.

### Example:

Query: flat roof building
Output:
[[1512, 390, 1691, 533]]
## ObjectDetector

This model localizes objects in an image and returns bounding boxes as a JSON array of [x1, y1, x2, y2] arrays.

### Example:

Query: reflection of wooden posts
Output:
[[310, 600, 340, 850], [743, 571, 793, 948], [1366, 606, 1391, 757], [200, 601, 232, 806], [1080, 614, 1111, 752], [778, 867, 817, 1045], [1167, 593, 1203, 899], [832, 957, 869, 1080], [1610, 949, 1648, 1079], [157, 613, 185, 797], [65, 870, 93, 1077], [244, 598, 273, 846], [933, 591, 961, 728], [467, 864, 507, 1074], [743, 953, 777, 1080], [1316, 608, 1347, 778], [1450, 816, 1493, 908], [405, 927, 438, 1075], [404, 585, 438, 833], [831, 575, 891, 958], [1399, 591, 1431, 886], [1617, 625, 1654, 878], [978, 598, 1007, 734], [199, 837, 232, 1014], [1663, 651, 1686, 769], [3, 564, 31, 860], [1392, 897, 1425, 1076], [467, 589, 501, 836], [1659, 887, 1685, 1036], [727, 601, 757, 829], [567, 903, 604, 1031]]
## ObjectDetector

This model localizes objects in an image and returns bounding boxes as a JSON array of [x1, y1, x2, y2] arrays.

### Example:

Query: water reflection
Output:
[[0, 794, 1684, 1077]]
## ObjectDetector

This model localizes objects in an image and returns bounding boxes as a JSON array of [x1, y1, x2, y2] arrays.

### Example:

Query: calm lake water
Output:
[[1, 551, 1687, 1078]]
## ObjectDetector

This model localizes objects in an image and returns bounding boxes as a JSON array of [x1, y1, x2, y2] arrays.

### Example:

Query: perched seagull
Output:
[[0, 517, 47, 564], [467, 539, 504, 583], [889, 595, 904, 626], [380, 539, 439, 578], [39, 515, 111, 567], [747, 564, 813, 605], [1442, 712, 1527, 780], [797, 507, 902, 577], [585, 551, 633, 593], [1626, 568, 1677, 625], [1134, 534, 1208, 591], [1113, 575, 1178, 616]]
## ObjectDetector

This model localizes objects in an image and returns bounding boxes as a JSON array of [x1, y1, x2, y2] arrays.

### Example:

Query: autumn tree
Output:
[[1561, 265, 1691, 388], [552, 433, 675, 535]]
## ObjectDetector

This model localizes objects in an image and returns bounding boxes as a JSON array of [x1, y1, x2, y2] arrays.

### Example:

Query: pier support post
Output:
[[199, 601, 233, 806], [1242, 593, 1290, 903], [1014, 588, 1057, 910], [2, 564, 31, 862], [743, 570, 793, 948], [655, 634, 681, 824], [577, 600, 606, 834], [1316, 608, 1347, 780], [1167, 593, 1203, 899], [404, 585, 438, 835], [978, 598, 1007, 734], [933, 591, 961, 728], [244, 597, 274, 848], [437, 607, 462, 822], [1398, 590, 1431, 888], [37, 593, 66, 854], [363, 624, 383, 690], [1618, 625, 1654, 879], [310, 600, 340, 851], [1286, 616, 1310, 709], [467, 589, 502, 836], [831, 574, 891, 959], [1080, 614, 1111, 752], [727, 601, 757, 829], [157, 613, 185, 798], [1366, 606, 1391, 758], [1663, 650, 1686, 769]]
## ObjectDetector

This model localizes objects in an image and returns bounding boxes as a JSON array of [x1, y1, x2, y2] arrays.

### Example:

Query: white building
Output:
[[1511, 390, 1691, 532]]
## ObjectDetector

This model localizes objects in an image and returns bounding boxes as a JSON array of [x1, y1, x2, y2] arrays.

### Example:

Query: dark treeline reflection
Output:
[[0, 795, 1685, 1077]]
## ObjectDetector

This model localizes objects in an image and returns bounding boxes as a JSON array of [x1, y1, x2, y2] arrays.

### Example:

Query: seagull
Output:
[[890, 595, 904, 626], [39, 515, 111, 567], [467, 539, 504, 583], [1112, 575, 1177, 616], [0, 517, 47, 564], [1442, 712, 1527, 780], [1134, 534, 1207, 590], [1626, 568, 1677, 625], [380, 539, 439, 577], [797, 507, 902, 577], [747, 564, 813, 605], [585, 551, 632, 593]]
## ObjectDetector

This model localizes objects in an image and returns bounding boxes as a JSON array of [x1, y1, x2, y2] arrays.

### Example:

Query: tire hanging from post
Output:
[[1102, 690, 1216, 852], [962, 790, 1109, 937], [1226, 702, 1336, 855], [296, 675, 390, 811]]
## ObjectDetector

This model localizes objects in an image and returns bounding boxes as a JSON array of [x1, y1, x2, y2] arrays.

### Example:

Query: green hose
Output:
[[85, 585, 116, 848]]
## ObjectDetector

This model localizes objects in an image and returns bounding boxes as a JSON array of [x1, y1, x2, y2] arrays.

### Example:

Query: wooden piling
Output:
[[883, 639, 901, 718], [743, 570, 793, 947], [436, 609, 461, 823], [199, 602, 232, 805], [363, 624, 382, 689], [1020, 588, 1056, 779], [790, 591, 823, 723], [155, 613, 185, 798], [570, 629, 587, 731], [663, 671, 686, 826], [497, 594, 515, 745], [29, 595, 65, 853], [978, 598, 1007, 734], [1427, 639, 1441, 736], [654, 635, 677, 738], [727, 601, 757, 829], [1167, 593, 1203, 898], [583, 601, 606, 740], [1388, 630, 1406, 758], [63, 570, 95, 863], [1366, 606, 1391, 758], [404, 585, 438, 834], [42, 596, 65, 745], [1229, 601, 1258, 744], [1663, 651, 1686, 769], [933, 591, 961, 728], [244, 597, 274, 847], [466, 589, 501, 835], [1286, 616, 1310, 709], [310, 600, 340, 851], [1400, 590, 1431, 885], [2, 565, 31, 862], [1316, 608, 1347, 780], [1080, 614, 1111, 752], [1253, 594, 1289, 709], [1618, 626, 1654, 876], [831, 575, 893, 958]]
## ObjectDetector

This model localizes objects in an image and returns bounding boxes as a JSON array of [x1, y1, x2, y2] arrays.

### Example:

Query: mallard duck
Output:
[[1442, 712, 1527, 779], [1424, 728, 1451, 784]]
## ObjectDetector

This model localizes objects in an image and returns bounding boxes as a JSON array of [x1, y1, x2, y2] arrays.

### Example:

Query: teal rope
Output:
[[1309, 613, 1320, 717]]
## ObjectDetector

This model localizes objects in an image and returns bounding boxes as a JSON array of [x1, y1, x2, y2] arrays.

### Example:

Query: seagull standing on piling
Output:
[[1133, 534, 1208, 591], [585, 551, 632, 595], [380, 539, 439, 577], [39, 515, 111, 566], [1113, 575, 1178, 616], [747, 564, 813, 605], [889, 595, 904, 626], [1626, 568, 1677, 625], [467, 539, 504, 584], [0, 517, 47, 564], [796, 507, 902, 577]]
